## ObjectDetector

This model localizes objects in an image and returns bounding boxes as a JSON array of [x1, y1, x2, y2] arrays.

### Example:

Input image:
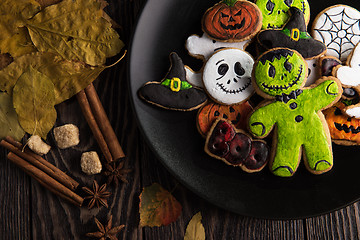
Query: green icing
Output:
[[256, 0, 310, 29], [254, 50, 306, 96], [161, 78, 193, 91], [222, 0, 238, 7], [249, 81, 339, 177], [282, 28, 311, 39], [343, 99, 358, 106], [251, 48, 340, 177]]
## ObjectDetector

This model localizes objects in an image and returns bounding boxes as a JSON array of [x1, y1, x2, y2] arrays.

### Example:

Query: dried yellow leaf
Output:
[[12, 67, 56, 139], [0, 52, 106, 104], [0, 27, 36, 57], [0, 0, 40, 56], [26, 0, 124, 66], [184, 212, 205, 240], [0, 92, 25, 141]]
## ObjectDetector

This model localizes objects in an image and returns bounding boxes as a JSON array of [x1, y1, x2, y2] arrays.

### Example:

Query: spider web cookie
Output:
[[312, 5, 360, 62]]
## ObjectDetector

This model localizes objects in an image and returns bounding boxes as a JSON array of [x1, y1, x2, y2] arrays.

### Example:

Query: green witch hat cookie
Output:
[[138, 52, 207, 111], [257, 7, 326, 59]]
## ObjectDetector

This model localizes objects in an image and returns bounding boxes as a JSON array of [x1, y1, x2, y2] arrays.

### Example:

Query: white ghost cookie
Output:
[[335, 42, 360, 118], [312, 5, 360, 62], [202, 48, 254, 105], [186, 33, 250, 60], [305, 58, 321, 87]]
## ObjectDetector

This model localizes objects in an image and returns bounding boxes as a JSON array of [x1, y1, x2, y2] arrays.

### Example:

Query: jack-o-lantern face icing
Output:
[[324, 102, 360, 145], [197, 101, 253, 137], [203, 48, 254, 105], [202, 0, 262, 42], [254, 48, 306, 96], [256, 0, 310, 29]]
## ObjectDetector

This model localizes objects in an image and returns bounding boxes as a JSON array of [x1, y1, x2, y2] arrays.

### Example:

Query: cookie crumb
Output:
[[81, 151, 102, 175], [27, 135, 51, 155], [53, 124, 80, 149]]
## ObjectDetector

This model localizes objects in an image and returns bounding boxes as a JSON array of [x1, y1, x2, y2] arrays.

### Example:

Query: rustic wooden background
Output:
[[1, 0, 360, 239]]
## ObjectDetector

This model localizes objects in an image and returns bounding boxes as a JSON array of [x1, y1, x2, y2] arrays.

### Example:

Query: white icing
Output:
[[312, 5, 360, 61], [203, 48, 254, 105], [185, 66, 203, 88], [336, 44, 360, 87], [305, 58, 320, 87], [186, 33, 249, 60], [345, 106, 360, 119]]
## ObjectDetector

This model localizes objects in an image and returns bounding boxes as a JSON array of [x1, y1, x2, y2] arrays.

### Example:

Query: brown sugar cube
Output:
[[53, 124, 80, 149], [27, 135, 51, 155], [81, 151, 102, 175]]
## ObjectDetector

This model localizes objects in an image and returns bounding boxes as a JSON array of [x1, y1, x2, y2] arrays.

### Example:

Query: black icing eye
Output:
[[212, 40, 216, 43], [266, 0, 275, 13], [268, 64, 276, 78], [284, 0, 293, 7], [221, 12, 229, 18], [235, 10, 242, 16], [284, 60, 293, 73], [234, 62, 245, 76], [218, 63, 229, 76]]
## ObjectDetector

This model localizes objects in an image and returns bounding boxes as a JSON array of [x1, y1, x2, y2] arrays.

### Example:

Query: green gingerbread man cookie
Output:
[[249, 48, 342, 177]]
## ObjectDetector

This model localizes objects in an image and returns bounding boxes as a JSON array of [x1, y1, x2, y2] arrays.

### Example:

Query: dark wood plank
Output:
[[305, 202, 360, 240], [0, 148, 31, 239]]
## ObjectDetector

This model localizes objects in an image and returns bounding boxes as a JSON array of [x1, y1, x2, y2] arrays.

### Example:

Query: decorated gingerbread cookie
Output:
[[202, 0, 262, 42], [138, 52, 207, 111], [197, 100, 253, 137], [249, 48, 342, 177], [205, 118, 269, 172], [202, 48, 254, 105], [312, 5, 360, 62], [324, 101, 360, 146], [186, 33, 250, 61], [305, 58, 320, 86], [257, 7, 326, 60], [255, 0, 310, 29], [185, 33, 250, 88], [334, 42, 360, 119]]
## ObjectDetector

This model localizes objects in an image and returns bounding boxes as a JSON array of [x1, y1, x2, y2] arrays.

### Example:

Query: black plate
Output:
[[129, 0, 360, 219]]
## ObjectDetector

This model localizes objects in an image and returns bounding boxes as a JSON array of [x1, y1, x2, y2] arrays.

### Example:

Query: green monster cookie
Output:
[[249, 48, 342, 177], [255, 0, 310, 29]]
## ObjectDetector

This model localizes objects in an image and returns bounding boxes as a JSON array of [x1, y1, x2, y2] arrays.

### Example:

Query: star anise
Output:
[[103, 160, 132, 186], [82, 180, 111, 209], [86, 215, 125, 240]]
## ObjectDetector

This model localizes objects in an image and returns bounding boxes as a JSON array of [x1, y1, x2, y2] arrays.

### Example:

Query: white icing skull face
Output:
[[203, 48, 254, 105]]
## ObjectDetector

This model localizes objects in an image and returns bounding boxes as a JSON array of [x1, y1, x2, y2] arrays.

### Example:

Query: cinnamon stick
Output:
[[76, 89, 113, 163], [84, 83, 125, 160], [1, 137, 79, 191], [7, 152, 83, 207]]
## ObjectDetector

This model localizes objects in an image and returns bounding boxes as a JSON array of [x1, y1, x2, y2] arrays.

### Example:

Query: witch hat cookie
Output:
[[257, 7, 326, 59], [138, 52, 208, 111]]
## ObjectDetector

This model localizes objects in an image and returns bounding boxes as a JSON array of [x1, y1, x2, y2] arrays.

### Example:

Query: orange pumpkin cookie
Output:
[[324, 101, 360, 146], [197, 101, 253, 137], [202, 0, 262, 42]]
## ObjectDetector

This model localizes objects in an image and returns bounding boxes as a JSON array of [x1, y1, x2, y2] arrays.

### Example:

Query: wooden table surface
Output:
[[1, 0, 360, 239]]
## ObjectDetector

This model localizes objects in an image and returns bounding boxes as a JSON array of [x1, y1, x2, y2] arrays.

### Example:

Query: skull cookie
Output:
[[202, 48, 254, 105]]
